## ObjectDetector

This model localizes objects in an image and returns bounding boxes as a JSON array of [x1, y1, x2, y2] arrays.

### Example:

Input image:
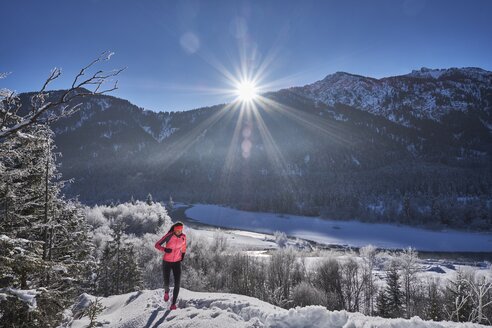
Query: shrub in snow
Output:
[[291, 281, 326, 307], [211, 228, 228, 253], [86, 201, 171, 236], [267, 248, 298, 307], [85, 297, 106, 328], [274, 230, 288, 248], [313, 257, 344, 310]]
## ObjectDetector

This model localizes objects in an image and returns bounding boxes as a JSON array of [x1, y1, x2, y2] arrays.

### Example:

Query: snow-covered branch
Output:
[[0, 52, 125, 140]]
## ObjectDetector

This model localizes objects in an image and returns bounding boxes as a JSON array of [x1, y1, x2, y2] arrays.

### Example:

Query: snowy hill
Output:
[[291, 67, 492, 123], [61, 288, 487, 328]]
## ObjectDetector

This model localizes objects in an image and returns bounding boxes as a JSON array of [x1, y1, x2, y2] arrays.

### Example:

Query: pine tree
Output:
[[424, 279, 443, 321], [385, 262, 404, 318], [0, 124, 94, 327], [121, 245, 143, 293], [95, 220, 142, 296], [0, 53, 120, 327], [96, 244, 113, 297], [376, 289, 390, 318]]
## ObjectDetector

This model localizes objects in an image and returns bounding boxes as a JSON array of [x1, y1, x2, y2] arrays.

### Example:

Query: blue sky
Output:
[[1, 0, 491, 112]]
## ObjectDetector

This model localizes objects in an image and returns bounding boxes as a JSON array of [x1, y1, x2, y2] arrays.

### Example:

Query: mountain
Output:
[[22, 67, 492, 230], [291, 67, 492, 124]]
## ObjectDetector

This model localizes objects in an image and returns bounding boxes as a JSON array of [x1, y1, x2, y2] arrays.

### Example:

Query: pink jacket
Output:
[[155, 232, 187, 262]]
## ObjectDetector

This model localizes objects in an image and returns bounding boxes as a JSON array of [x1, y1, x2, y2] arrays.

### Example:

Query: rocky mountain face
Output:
[[27, 67, 492, 230], [292, 67, 492, 124]]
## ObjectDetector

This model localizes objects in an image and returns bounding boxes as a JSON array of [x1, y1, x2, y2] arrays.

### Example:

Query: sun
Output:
[[235, 80, 258, 102]]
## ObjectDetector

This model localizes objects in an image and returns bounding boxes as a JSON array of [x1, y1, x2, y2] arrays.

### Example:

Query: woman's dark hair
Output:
[[167, 221, 184, 234]]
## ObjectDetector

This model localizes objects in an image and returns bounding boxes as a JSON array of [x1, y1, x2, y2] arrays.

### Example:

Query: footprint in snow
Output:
[[211, 312, 220, 318]]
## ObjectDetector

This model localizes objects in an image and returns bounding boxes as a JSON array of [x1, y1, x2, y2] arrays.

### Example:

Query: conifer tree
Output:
[[0, 125, 94, 327], [444, 270, 473, 322], [385, 262, 404, 318], [376, 289, 390, 318], [424, 279, 443, 321], [95, 220, 142, 296]]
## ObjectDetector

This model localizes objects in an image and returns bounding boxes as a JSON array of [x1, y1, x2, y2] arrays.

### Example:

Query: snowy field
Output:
[[184, 225, 490, 286], [60, 288, 489, 328], [186, 204, 492, 252], [185, 226, 279, 251]]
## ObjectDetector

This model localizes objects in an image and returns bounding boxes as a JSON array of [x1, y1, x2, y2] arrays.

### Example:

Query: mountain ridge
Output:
[[291, 67, 492, 124], [18, 66, 492, 231]]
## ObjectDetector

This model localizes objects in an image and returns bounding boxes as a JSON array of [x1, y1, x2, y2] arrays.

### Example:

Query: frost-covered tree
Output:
[[464, 272, 492, 324], [0, 52, 124, 140], [399, 247, 419, 318], [0, 53, 122, 327], [95, 220, 142, 296], [167, 195, 174, 211], [146, 193, 153, 205], [274, 230, 288, 248], [340, 256, 365, 312], [444, 270, 474, 322], [0, 126, 95, 327], [360, 244, 377, 315]]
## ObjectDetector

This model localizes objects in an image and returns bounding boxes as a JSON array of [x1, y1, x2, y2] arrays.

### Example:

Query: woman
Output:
[[154, 221, 187, 310]]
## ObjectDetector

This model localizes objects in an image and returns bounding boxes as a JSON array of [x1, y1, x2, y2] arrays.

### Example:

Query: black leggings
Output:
[[162, 261, 181, 304]]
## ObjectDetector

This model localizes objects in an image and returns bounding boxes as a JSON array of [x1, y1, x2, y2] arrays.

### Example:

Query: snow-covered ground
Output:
[[185, 226, 490, 289], [186, 227, 279, 251], [186, 204, 492, 252], [60, 288, 488, 328]]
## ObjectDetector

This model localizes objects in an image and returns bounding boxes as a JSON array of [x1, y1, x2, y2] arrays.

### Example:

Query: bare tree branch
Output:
[[0, 53, 125, 140]]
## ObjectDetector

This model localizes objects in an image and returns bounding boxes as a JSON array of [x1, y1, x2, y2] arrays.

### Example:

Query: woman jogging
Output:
[[154, 221, 187, 310]]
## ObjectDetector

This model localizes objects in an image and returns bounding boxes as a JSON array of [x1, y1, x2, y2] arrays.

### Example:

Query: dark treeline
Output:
[[50, 92, 492, 231]]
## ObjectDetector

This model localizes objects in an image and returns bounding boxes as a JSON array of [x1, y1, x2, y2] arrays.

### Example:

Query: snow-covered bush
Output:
[[210, 228, 228, 253], [85, 201, 171, 236], [274, 230, 288, 248], [83, 201, 173, 292]]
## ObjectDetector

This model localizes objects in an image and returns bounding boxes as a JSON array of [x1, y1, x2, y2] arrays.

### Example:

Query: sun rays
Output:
[[149, 32, 361, 205]]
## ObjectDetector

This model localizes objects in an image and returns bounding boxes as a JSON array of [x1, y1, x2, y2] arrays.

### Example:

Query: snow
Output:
[[0, 288, 38, 311], [96, 98, 111, 111], [294, 67, 492, 124], [186, 227, 278, 251], [61, 288, 487, 328], [409, 68, 447, 79], [186, 205, 492, 252]]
